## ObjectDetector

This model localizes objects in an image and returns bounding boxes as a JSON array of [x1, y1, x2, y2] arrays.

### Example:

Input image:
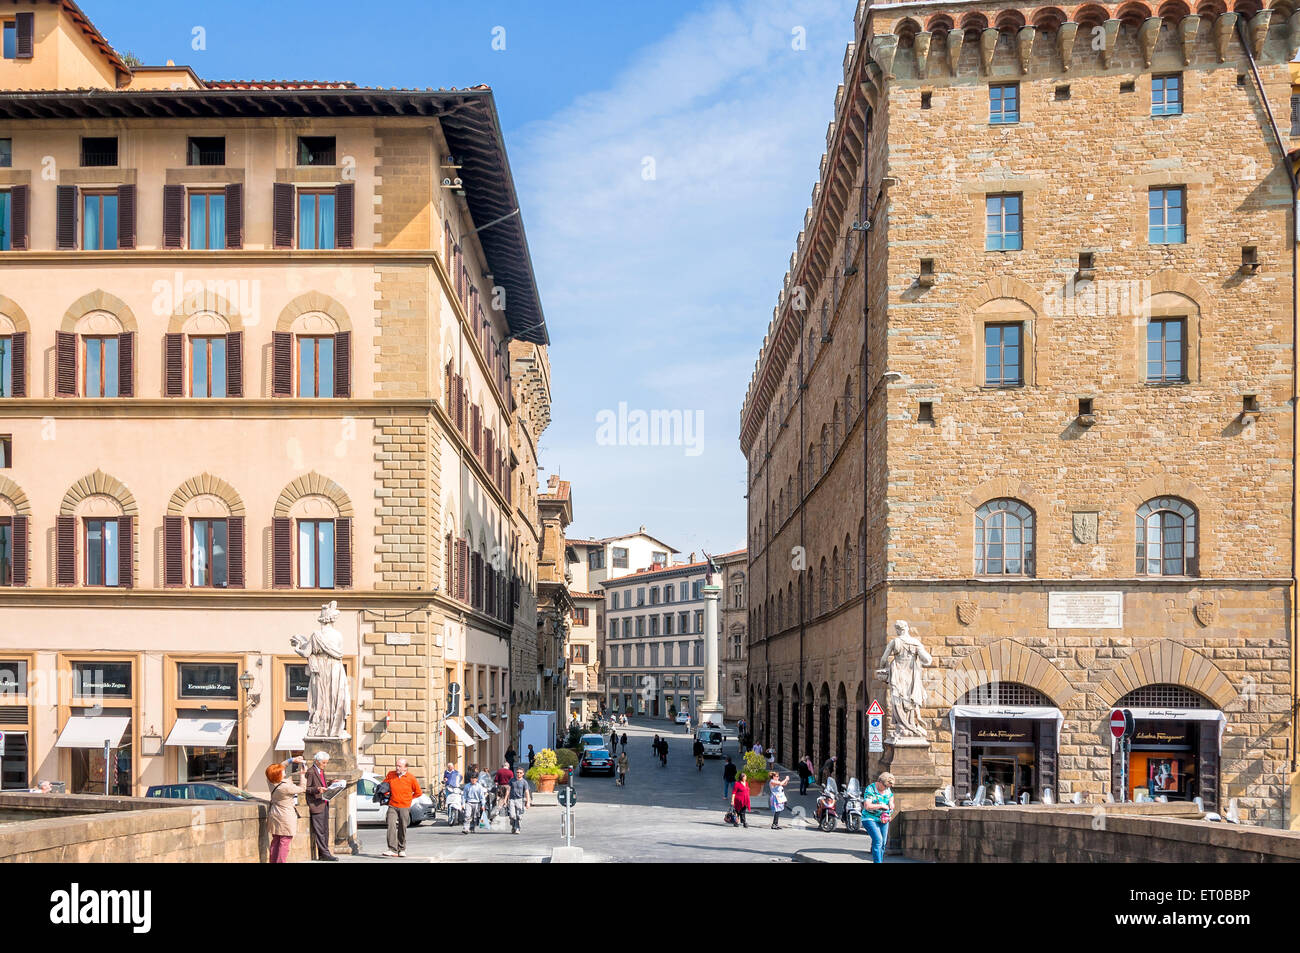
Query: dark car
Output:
[[580, 747, 615, 776], [145, 782, 266, 803]]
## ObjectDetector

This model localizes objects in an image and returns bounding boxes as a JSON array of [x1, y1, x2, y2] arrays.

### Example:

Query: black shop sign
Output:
[[1132, 720, 1192, 749], [178, 663, 239, 700], [970, 719, 1035, 746]]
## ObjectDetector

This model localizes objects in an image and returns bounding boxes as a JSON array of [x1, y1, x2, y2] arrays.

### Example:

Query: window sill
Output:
[[979, 383, 1025, 391], [1143, 379, 1189, 387]]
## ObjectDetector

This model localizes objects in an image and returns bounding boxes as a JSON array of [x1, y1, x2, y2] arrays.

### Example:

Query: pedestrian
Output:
[[443, 761, 461, 789], [820, 754, 837, 786], [620, 732, 628, 753], [527, 745, 535, 768], [652, 734, 660, 759], [752, 741, 764, 757], [507, 766, 532, 834], [799, 754, 814, 795], [765, 747, 775, 772], [769, 772, 790, 829], [493, 760, 514, 806], [381, 757, 423, 858], [265, 756, 306, 863], [862, 771, 896, 864], [722, 756, 736, 801], [693, 736, 705, 771], [610, 729, 619, 753], [462, 772, 486, 834], [659, 736, 668, 767], [304, 751, 338, 861], [731, 772, 750, 828], [617, 750, 629, 786], [505, 745, 517, 771]]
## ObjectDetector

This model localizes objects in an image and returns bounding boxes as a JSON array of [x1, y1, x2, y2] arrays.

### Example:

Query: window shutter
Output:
[[444, 534, 453, 591], [272, 332, 292, 396], [9, 184, 28, 250], [272, 517, 293, 588], [56, 186, 77, 250], [227, 516, 245, 588], [10, 515, 28, 586], [116, 331, 134, 397], [55, 331, 77, 396], [162, 184, 184, 249], [1292, 95, 1300, 135], [164, 332, 184, 397], [455, 538, 468, 601], [334, 516, 353, 588], [55, 515, 76, 585], [10, 332, 26, 397], [333, 330, 351, 398], [117, 184, 136, 249], [334, 182, 354, 249], [14, 12, 33, 58], [225, 330, 243, 397], [273, 182, 294, 248], [224, 183, 243, 249], [163, 515, 184, 587], [117, 515, 133, 588]]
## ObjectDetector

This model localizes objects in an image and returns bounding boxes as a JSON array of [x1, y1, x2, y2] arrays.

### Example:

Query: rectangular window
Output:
[[989, 83, 1019, 124], [297, 336, 335, 397], [0, 435, 9, 467], [0, 189, 10, 251], [636, 588, 645, 606], [0, 335, 10, 396], [612, 547, 629, 569], [190, 336, 227, 397], [985, 193, 1022, 251], [679, 581, 688, 600], [82, 192, 119, 250], [1152, 74, 1182, 116], [679, 611, 688, 633], [609, 591, 618, 610], [652, 550, 667, 565], [2, 21, 14, 59], [588, 548, 604, 570], [0, 139, 10, 167], [84, 336, 119, 397], [85, 518, 120, 587], [664, 614, 673, 635], [984, 322, 1024, 387], [0, 518, 10, 586], [1146, 318, 1186, 383], [649, 587, 659, 605], [636, 616, 644, 637], [80, 137, 118, 168], [188, 191, 226, 249], [190, 518, 228, 588], [695, 610, 704, 633], [1148, 188, 1186, 244], [297, 136, 336, 166], [187, 137, 226, 166], [297, 519, 335, 588], [649, 616, 658, 636], [298, 190, 336, 250]]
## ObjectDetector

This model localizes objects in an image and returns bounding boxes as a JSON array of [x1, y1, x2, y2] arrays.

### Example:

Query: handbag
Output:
[[724, 811, 737, 826]]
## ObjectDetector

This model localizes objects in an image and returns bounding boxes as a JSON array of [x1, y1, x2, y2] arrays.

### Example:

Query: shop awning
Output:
[[164, 717, 236, 748], [274, 718, 310, 752], [464, 715, 490, 741], [948, 704, 1064, 746], [55, 716, 130, 749], [1112, 707, 1226, 752], [476, 713, 501, 735], [444, 718, 477, 748]]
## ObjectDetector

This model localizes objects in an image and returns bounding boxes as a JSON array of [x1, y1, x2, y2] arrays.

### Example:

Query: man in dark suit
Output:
[[304, 751, 338, 861]]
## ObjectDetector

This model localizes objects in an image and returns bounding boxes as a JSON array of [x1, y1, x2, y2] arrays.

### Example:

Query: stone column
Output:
[[698, 574, 724, 728]]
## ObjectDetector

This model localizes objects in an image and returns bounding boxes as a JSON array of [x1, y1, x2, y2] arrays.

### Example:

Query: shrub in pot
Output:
[[525, 748, 564, 791], [741, 751, 770, 795]]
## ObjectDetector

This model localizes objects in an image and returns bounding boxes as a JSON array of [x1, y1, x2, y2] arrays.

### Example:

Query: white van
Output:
[[696, 727, 724, 758]]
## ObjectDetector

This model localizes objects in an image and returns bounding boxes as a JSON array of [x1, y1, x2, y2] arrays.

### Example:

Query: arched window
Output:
[[820, 424, 829, 476], [819, 557, 829, 613], [1136, 497, 1197, 576], [843, 534, 853, 598], [975, 499, 1035, 575]]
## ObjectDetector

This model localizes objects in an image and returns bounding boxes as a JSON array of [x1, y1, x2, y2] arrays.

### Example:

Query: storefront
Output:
[[1112, 704, 1224, 809], [164, 656, 241, 785], [57, 656, 138, 795], [0, 656, 31, 790], [949, 698, 1062, 803]]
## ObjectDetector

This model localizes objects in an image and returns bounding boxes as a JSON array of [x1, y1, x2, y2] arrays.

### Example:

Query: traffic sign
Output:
[[557, 786, 576, 807], [868, 712, 884, 753], [1109, 710, 1126, 738], [867, 700, 884, 716]]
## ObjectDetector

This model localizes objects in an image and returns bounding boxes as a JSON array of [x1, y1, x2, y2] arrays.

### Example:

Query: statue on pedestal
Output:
[[876, 619, 933, 744], [291, 601, 351, 740]]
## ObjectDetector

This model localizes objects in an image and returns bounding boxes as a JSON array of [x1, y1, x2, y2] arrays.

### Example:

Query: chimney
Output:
[[689, 551, 696, 563], [547, 474, 559, 490]]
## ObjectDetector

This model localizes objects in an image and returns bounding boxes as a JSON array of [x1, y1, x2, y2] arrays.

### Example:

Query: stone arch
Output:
[[0, 293, 32, 335], [60, 469, 139, 517], [994, 8, 1027, 31], [961, 275, 1044, 318], [1196, 0, 1228, 13], [1266, 0, 1291, 13], [1157, 0, 1192, 17], [1139, 269, 1215, 322], [1030, 6, 1069, 30], [60, 290, 138, 333], [964, 477, 1049, 516], [165, 291, 245, 334], [1117, 1, 1156, 26], [926, 12, 955, 34], [894, 17, 921, 46], [1074, 2, 1111, 25], [959, 11, 989, 32], [1232, 0, 1263, 14], [0, 475, 32, 515], [166, 473, 247, 517], [275, 292, 353, 334], [937, 638, 1073, 708], [1098, 642, 1238, 710], [1124, 474, 1213, 516], [273, 471, 354, 518]]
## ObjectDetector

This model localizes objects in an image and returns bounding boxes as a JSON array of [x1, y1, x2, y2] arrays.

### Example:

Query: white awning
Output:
[[55, 716, 130, 749], [274, 718, 310, 752], [476, 713, 501, 735], [164, 717, 237, 748], [948, 704, 1064, 747], [1112, 707, 1226, 753], [464, 715, 490, 741], [444, 718, 477, 748]]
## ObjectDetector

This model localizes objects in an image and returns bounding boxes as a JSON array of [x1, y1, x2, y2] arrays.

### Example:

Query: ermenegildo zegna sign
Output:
[[178, 664, 238, 700], [72, 662, 132, 698]]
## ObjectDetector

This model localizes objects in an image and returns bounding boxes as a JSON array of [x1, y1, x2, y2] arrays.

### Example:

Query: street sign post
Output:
[[868, 700, 884, 754], [1109, 710, 1126, 738], [1111, 709, 1135, 802], [557, 783, 576, 845]]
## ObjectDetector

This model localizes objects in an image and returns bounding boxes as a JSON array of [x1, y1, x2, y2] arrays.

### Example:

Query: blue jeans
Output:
[[724, 780, 734, 800], [864, 815, 889, 864]]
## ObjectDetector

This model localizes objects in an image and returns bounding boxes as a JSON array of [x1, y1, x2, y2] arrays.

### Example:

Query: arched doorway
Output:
[[791, 686, 801, 766], [952, 682, 1058, 803], [854, 684, 866, 783], [776, 685, 786, 765], [804, 682, 814, 767], [818, 683, 831, 775], [763, 689, 771, 751], [835, 683, 848, 786], [1113, 684, 1219, 809]]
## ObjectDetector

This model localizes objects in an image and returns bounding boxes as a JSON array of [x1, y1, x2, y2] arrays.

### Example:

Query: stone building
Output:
[[0, 1, 549, 795], [718, 549, 749, 722], [563, 541, 605, 722], [535, 476, 574, 728], [740, 0, 1297, 824]]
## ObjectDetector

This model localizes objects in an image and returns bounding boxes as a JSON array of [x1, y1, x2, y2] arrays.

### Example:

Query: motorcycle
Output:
[[841, 777, 863, 832], [445, 784, 464, 826], [814, 777, 839, 832]]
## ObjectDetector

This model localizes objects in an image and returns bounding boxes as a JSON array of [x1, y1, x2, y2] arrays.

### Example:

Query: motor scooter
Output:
[[445, 784, 464, 826], [814, 777, 839, 832], [841, 777, 863, 832]]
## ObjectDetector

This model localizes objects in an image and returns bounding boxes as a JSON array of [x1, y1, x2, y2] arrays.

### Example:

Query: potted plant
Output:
[[525, 748, 565, 792], [741, 751, 770, 797]]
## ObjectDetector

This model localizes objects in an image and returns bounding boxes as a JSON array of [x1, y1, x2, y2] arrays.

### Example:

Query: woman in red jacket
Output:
[[730, 772, 751, 828]]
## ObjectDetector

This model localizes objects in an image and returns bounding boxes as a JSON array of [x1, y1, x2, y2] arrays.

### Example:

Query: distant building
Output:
[[718, 550, 748, 722]]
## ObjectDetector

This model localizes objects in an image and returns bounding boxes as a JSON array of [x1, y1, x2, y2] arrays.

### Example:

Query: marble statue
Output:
[[291, 601, 351, 739], [875, 619, 933, 743]]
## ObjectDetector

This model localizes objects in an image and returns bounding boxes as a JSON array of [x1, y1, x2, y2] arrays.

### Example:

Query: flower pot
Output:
[[746, 779, 765, 798], [537, 774, 559, 793]]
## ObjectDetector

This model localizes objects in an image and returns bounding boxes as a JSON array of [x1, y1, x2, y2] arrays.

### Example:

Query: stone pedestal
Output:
[[698, 579, 724, 728], [879, 741, 942, 856], [305, 736, 361, 856]]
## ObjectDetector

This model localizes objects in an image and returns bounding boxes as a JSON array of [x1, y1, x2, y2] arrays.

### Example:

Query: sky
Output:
[[84, 0, 853, 557]]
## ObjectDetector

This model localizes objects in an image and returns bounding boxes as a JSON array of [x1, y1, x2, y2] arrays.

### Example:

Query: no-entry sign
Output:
[[1110, 709, 1127, 738]]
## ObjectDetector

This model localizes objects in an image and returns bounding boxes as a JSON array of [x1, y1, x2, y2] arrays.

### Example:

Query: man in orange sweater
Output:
[[381, 757, 423, 858]]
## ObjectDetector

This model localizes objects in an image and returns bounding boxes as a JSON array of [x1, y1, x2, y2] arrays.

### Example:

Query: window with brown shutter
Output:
[[444, 533, 453, 592], [9, 332, 25, 397], [14, 12, 33, 58], [272, 332, 292, 396], [224, 330, 243, 397], [334, 182, 354, 249], [224, 183, 243, 249], [227, 515, 245, 588], [455, 537, 468, 602], [56, 186, 77, 250], [163, 515, 184, 586], [116, 331, 134, 398], [272, 517, 292, 587], [56, 515, 76, 585], [117, 184, 136, 249], [9, 515, 27, 586], [117, 515, 133, 588], [9, 184, 28, 250], [334, 517, 352, 588], [55, 331, 76, 396], [333, 331, 351, 398], [162, 184, 184, 249], [272, 182, 294, 249], [164, 333, 183, 397]]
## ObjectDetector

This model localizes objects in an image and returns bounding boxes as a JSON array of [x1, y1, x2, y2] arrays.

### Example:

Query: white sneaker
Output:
[[382, 850, 398, 857], [399, 850, 407, 857]]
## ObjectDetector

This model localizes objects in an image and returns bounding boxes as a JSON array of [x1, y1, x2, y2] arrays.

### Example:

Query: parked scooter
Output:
[[841, 777, 863, 832], [814, 777, 839, 832], [445, 784, 464, 826]]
